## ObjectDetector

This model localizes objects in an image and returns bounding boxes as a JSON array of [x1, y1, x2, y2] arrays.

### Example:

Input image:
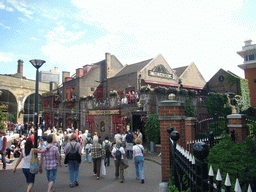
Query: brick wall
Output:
[[227, 114, 248, 142]]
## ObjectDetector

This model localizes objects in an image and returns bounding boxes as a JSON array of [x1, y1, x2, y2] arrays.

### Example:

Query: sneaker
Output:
[[120, 180, 124, 183], [74, 181, 79, 186], [141, 179, 144, 184], [69, 184, 74, 188], [2, 168, 6, 170], [97, 177, 100, 180], [94, 173, 97, 176]]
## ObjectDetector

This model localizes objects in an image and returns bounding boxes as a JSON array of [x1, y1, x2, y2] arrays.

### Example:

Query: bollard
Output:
[[159, 182, 169, 192], [150, 141, 155, 152]]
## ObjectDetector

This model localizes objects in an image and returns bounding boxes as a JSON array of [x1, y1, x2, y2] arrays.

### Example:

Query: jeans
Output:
[[126, 150, 133, 159], [68, 160, 80, 185], [22, 168, 35, 184], [85, 149, 92, 163], [0, 151, 6, 169], [134, 156, 144, 180], [46, 166, 57, 182]]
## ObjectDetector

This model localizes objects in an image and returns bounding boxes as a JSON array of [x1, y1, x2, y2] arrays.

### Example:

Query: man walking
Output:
[[40, 134, 62, 192], [0, 130, 7, 170], [125, 130, 134, 159]]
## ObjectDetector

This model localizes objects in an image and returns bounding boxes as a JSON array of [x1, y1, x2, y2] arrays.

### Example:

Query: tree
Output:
[[144, 114, 160, 144], [0, 107, 7, 130], [206, 93, 232, 117]]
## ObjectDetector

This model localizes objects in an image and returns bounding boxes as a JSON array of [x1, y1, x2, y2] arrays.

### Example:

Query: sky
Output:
[[0, 0, 256, 82]]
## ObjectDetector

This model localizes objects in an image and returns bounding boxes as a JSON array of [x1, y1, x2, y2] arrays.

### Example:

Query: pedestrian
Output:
[[27, 130, 35, 146], [64, 133, 82, 188], [102, 136, 112, 166], [111, 140, 126, 183], [89, 137, 105, 180], [38, 126, 43, 143], [125, 130, 134, 159], [39, 134, 62, 192], [13, 138, 49, 192], [0, 130, 7, 170], [133, 138, 145, 184], [137, 129, 143, 143], [114, 130, 122, 143], [84, 139, 92, 163]]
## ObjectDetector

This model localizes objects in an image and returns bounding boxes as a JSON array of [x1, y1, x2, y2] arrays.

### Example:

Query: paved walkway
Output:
[[0, 149, 162, 192]]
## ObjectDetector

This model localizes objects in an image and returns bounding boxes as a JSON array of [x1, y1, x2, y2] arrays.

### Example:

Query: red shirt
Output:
[[74, 131, 79, 140], [27, 135, 35, 145]]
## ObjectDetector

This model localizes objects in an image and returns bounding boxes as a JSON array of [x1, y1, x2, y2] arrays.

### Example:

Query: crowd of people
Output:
[[0, 125, 145, 192]]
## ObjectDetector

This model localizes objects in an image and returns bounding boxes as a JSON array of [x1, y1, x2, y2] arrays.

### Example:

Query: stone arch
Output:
[[0, 89, 18, 123], [23, 93, 43, 124]]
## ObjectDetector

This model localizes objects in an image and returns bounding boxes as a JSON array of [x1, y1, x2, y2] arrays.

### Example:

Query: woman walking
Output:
[[133, 138, 145, 184], [89, 137, 105, 180], [13, 138, 49, 192], [64, 133, 82, 188]]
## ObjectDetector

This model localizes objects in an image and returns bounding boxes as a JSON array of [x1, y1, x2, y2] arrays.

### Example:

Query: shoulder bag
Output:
[[30, 148, 40, 174]]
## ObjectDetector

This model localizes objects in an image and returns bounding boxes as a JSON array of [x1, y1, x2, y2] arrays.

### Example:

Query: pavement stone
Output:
[[0, 150, 162, 192]]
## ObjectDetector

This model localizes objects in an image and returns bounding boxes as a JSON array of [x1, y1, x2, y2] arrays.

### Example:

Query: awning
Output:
[[144, 80, 205, 90]]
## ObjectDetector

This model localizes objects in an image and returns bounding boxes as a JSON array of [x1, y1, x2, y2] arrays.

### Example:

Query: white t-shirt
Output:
[[133, 144, 144, 157], [111, 146, 125, 160], [121, 134, 126, 141], [38, 128, 42, 137], [114, 134, 122, 142], [22, 148, 32, 169]]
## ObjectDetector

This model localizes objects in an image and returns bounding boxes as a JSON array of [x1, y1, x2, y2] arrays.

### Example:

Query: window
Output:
[[244, 55, 248, 61], [249, 54, 255, 61], [91, 87, 95, 91]]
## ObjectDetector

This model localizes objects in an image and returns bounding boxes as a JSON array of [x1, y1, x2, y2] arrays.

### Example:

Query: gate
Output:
[[195, 115, 228, 140]]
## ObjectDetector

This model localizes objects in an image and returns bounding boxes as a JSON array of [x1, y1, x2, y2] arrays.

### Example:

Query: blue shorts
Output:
[[22, 168, 35, 185], [46, 166, 57, 182]]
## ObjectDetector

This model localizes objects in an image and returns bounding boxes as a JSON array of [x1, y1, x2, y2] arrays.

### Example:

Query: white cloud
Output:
[[0, 22, 10, 29], [45, 26, 85, 44], [30, 37, 40, 40], [71, 0, 250, 80], [7, 0, 34, 18], [0, 52, 13, 62]]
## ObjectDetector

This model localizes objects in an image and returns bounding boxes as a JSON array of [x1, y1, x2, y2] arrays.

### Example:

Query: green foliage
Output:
[[239, 78, 250, 111], [0, 110, 6, 130], [207, 135, 256, 191], [206, 93, 232, 117], [144, 114, 160, 144], [8, 113, 15, 123], [168, 168, 190, 192], [184, 97, 197, 117]]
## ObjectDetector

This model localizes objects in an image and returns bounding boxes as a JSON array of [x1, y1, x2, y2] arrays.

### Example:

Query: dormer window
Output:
[[244, 54, 255, 61]]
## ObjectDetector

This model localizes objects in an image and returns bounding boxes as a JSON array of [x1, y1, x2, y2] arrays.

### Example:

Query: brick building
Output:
[[237, 39, 256, 107], [42, 53, 206, 140]]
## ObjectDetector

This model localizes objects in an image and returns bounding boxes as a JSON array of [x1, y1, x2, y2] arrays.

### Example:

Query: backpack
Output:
[[68, 143, 80, 161], [115, 147, 122, 160], [104, 141, 111, 153]]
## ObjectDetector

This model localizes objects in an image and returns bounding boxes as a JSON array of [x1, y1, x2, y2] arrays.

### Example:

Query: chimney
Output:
[[62, 71, 70, 83], [244, 39, 252, 46], [17, 60, 23, 77], [105, 52, 111, 79]]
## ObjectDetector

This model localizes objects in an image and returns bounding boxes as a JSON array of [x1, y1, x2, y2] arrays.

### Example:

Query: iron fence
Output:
[[167, 128, 252, 192]]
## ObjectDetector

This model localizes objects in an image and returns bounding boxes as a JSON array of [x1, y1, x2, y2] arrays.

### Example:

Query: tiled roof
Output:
[[173, 66, 188, 77], [114, 58, 153, 77]]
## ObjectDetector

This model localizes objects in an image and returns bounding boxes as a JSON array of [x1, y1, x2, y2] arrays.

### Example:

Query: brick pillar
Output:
[[159, 100, 186, 182], [185, 117, 197, 152], [227, 114, 248, 142]]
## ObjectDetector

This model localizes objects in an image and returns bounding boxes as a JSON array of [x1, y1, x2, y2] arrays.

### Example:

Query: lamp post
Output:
[[30, 59, 45, 147]]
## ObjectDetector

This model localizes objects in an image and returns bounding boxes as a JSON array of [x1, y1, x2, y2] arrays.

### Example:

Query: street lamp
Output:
[[30, 59, 45, 147]]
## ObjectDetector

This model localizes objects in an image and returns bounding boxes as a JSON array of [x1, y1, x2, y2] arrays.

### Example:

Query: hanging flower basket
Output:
[[109, 90, 118, 97], [153, 86, 167, 94], [140, 85, 151, 93]]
